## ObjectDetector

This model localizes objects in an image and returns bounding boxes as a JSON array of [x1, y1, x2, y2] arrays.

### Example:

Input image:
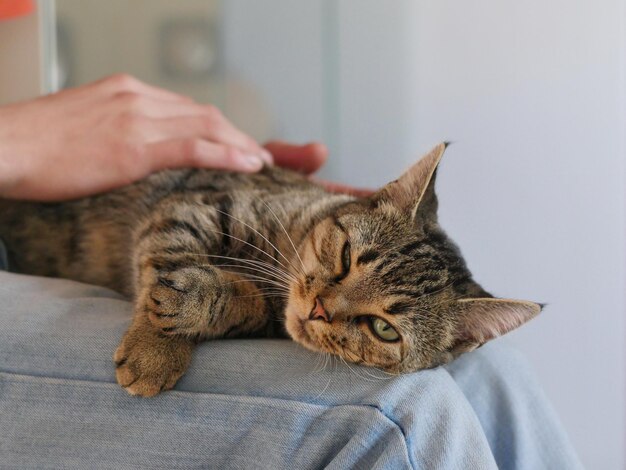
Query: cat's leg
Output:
[[114, 267, 267, 397], [141, 262, 269, 339], [114, 221, 269, 396]]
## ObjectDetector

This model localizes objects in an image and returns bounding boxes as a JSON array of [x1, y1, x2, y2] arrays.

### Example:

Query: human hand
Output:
[[0, 74, 274, 201], [264, 140, 374, 197], [0, 74, 371, 201]]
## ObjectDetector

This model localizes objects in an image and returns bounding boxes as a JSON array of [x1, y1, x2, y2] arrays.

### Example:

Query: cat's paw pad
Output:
[[113, 332, 191, 397]]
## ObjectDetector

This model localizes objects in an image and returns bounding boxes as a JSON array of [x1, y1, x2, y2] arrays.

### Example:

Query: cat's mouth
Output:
[[283, 294, 327, 352]]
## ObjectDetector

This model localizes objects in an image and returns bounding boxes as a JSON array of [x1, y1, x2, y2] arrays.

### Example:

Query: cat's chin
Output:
[[291, 330, 323, 354], [284, 312, 308, 345]]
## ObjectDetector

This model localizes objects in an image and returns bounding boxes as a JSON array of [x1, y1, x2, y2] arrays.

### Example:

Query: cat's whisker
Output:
[[201, 253, 298, 283], [196, 227, 295, 277], [200, 251, 297, 282], [177, 251, 297, 283], [322, 352, 331, 374], [196, 261, 293, 286], [335, 344, 391, 381], [373, 367, 400, 378], [258, 198, 307, 276], [219, 263, 294, 286], [312, 356, 336, 401], [338, 355, 388, 382], [218, 269, 289, 291], [221, 278, 290, 291], [306, 354, 322, 375], [217, 270, 290, 290], [322, 353, 332, 375], [314, 351, 329, 375], [337, 355, 362, 379], [233, 286, 290, 296], [253, 285, 291, 292], [214, 209, 303, 282], [176, 226, 291, 276], [366, 364, 400, 377], [352, 363, 393, 381], [307, 352, 329, 375], [315, 354, 325, 375], [306, 334, 333, 377], [317, 353, 326, 373], [201, 261, 294, 288], [236, 285, 291, 295], [234, 292, 289, 300]]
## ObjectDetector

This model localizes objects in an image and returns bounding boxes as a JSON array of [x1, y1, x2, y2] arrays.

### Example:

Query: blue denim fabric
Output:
[[0, 270, 582, 469]]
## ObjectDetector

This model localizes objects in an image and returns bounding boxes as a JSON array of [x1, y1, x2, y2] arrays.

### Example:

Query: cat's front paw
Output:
[[113, 323, 193, 397], [143, 267, 220, 336]]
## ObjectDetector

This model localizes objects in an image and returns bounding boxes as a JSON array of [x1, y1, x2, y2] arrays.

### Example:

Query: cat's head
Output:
[[284, 143, 541, 372]]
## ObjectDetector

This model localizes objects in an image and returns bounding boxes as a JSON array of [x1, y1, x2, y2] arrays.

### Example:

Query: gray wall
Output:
[[0, 9, 42, 104], [223, 1, 625, 468], [411, 3, 624, 468]]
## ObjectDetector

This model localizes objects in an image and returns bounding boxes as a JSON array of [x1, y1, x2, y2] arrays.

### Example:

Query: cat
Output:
[[0, 143, 540, 397]]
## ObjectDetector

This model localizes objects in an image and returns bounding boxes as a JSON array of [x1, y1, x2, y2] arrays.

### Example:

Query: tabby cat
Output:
[[0, 143, 540, 396]]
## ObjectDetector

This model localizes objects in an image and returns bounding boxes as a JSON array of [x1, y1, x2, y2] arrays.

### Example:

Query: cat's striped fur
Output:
[[0, 143, 540, 396]]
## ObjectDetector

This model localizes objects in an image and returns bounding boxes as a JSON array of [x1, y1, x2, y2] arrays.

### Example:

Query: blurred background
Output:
[[0, 1, 624, 468]]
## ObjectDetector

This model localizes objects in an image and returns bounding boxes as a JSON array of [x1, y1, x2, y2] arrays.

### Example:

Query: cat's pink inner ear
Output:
[[455, 298, 542, 344], [371, 142, 447, 215]]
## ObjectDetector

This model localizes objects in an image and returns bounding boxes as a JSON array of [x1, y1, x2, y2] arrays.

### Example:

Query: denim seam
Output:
[[362, 403, 415, 470]]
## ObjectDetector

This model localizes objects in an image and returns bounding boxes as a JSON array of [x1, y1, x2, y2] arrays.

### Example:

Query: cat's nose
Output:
[[309, 296, 331, 322]]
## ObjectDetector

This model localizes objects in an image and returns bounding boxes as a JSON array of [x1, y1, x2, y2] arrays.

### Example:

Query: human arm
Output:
[[0, 75, 331, 201]]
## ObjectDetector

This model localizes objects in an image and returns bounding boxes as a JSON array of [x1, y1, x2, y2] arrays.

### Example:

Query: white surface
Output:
[[223, 2, 625, 468]]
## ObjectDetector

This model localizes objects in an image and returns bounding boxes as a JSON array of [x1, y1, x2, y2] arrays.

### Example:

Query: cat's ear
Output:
[[371, 142, 448, 220], [449, 298, 542, 356]]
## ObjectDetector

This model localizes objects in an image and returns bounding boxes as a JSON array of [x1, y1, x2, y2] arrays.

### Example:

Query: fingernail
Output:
[[259, 149, 274, 166], [241, 154, 264, 171]]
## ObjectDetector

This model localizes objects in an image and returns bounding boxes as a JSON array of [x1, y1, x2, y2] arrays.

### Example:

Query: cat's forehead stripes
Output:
[[356, 249, 379, 265], [384, 299, 415, 315], [331, 215, 348, 234]]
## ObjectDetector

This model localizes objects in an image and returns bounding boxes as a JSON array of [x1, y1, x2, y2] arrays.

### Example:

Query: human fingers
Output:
[[314, 179, 375, 197], [142, 114, 273, 165], [264, 141, 328, 174], [144, 138, 265, 173]]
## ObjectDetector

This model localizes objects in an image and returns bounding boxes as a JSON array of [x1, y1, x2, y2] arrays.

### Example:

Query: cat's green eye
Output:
[[370, 317, 400, 342], [341, 241, 351, 274]]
